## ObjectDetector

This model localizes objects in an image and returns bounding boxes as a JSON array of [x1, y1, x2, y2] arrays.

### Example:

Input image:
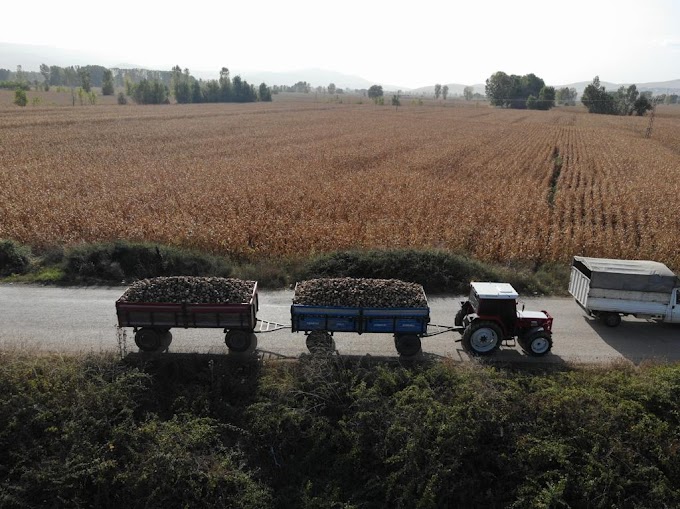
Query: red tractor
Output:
[[455, 282, 553, 356]]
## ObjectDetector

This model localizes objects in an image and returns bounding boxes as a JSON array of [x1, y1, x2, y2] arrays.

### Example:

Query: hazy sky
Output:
[[3, 0, 679, 87]]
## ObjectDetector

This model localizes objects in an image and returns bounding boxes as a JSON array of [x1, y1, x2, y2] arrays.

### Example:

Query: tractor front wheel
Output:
[[520, 331, 552, 356], [462, 321, 502, 356]]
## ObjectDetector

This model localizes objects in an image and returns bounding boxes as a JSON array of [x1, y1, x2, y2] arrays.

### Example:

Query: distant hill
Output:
[[409, 83, 486, 96], [237, 68, 380, 91], [0, 42, 118, 69], [554, 80, 680, 97], [2, 42, 678, 95]]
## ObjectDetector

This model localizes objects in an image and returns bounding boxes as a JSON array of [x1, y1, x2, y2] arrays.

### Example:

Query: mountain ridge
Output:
[[1, 42, 678, 94]]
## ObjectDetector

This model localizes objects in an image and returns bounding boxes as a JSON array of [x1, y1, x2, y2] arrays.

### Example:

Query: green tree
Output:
[[132, 79, 168, 104], [485, 71, 515, 107], [191, 80, 203, 103], [78, 67, 91, 93], [15, 65, 25, 84], [581, 76, 617, 114], [219, 67, 232, 101], [434, 83, 442, 99], [171, 66, 192, 104], [102, 69, 114, 95], [368, 85, 383, 102], [534, 86, 555, 110], [328, 83, 336, 94], [392, 93, 401, 110], [14, 88, 28, 107], [556, 87, 577, 105], [117, 92, 127, 105], [259, 83, 272, 102], [463, 86, 474, 100], [633, 95, 653, 116], [442, 85, 449, 100], [39, 63, 50, 91]]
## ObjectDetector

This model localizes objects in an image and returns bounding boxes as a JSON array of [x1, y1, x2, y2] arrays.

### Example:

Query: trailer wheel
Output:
[[225, 330, 254, 352], [601, 313, 622, 327], [462, 321, 501, 356], [161, 331, 173, 349], [521, 331, 552, 356], [135, 328, 163, 352], [395, 334, 422, 357], [306, 331, 334, 353]]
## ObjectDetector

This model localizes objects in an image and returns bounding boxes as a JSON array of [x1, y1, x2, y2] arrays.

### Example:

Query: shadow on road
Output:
[[582, 315, 680, 364]]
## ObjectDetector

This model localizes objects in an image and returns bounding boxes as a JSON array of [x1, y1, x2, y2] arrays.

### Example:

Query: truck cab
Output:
[[455, 282, 553, 356]]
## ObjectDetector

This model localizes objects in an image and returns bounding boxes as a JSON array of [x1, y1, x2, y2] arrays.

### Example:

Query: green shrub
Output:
[[2, 353, 680, 508], [299, 249, 498, 293], [14, 88, 28, 107], [0, 239, 31, 276], [63, 241, 232, 283]]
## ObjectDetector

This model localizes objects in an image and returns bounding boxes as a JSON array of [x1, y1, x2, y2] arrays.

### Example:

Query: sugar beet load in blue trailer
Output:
[[291, 300, 430, 356]]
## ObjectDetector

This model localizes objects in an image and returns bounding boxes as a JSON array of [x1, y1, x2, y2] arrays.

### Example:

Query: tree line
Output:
[[166, 66, 271, 105], [485, 71, 556, 110], [581, 76, 653, 116]]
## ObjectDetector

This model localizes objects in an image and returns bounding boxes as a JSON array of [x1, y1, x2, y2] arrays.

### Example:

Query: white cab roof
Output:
[[471, 282, 519, 299]]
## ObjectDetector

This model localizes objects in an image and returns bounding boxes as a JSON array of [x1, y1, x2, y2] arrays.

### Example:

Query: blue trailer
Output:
[[291, 301, 430, 356]]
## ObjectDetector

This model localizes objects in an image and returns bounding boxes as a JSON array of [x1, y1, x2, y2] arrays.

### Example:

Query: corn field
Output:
[[1, 97, 679, 269]]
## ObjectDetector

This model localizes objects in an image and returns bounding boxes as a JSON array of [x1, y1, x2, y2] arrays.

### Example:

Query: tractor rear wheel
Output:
[[462, 321, 502, 356], [394, 334, 422, 357], [520, 331, 552, 356]]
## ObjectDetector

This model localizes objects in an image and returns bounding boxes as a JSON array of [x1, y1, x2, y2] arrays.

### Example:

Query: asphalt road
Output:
[[1, 284, 679, 365]]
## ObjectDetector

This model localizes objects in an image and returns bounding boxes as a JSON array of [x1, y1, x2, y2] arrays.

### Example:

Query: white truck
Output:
[[569, 256, 680, 327]]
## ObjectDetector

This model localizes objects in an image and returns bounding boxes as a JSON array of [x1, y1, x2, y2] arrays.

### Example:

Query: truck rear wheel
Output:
[[135, 328, 163, 352], [520, 331, 552, 356], [306, 331, 334, 353], [225, 330, 254, 352], [462, 321, 501, 356], [394, 334, 421, 357], [601, 313, 622, 327]]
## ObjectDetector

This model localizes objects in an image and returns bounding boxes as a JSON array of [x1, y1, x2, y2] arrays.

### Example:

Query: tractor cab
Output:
[[468, 282, 519, 335]]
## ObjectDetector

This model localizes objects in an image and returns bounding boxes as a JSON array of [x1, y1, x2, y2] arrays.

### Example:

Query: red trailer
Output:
[[116, 282, 259, 352]]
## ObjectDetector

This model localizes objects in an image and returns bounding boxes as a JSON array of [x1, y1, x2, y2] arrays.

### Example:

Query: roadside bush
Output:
[[2, 353, 680, 508], [63, 241, 232, 283], [0, 239, 31, 276], [300, 249, 499, 293], [0, 353, 272, 508]]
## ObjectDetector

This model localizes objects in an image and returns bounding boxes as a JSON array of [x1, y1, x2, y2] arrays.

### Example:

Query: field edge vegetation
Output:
[[0, 239, 570, 295], [1, 351, 679, 508]]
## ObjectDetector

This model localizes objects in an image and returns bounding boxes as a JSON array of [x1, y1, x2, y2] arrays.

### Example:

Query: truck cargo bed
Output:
[[569, 262, 671, 317]]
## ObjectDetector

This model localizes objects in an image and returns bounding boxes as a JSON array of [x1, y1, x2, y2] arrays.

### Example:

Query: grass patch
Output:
[[1, 351, 679, 508]]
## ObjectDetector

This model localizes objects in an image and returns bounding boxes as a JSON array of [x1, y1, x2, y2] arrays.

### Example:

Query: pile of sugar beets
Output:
[[120, 276, 256, 304], [294, 277, 427, 308], [121, 276, 426, 308]]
